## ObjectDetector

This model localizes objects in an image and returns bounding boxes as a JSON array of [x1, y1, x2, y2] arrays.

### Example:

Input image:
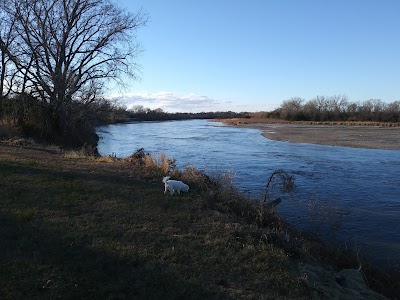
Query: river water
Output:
[[97, 119, 400, 267]]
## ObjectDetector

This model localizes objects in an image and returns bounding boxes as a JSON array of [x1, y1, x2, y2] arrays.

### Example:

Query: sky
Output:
[[109, 0, 400, 113]]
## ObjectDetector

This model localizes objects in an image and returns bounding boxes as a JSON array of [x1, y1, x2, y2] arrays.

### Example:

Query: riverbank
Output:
[[1, 140, 398, 299], [217, 119, 400, 150]]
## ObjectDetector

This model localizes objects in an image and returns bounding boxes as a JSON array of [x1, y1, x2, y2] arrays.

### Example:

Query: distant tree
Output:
[[328, 95, 348, 120], [130, 105, 149, 114], [358, 100, 375, 121], [311, 96, 330, 121], [302, 99, 320, 120], [346, 101, 359, 121], [370, 99, 386, 121], [274, 96, 400, 123], [386, 100, 400, 122], [280, 97, 304, 120], [155, 108, 164, 113]]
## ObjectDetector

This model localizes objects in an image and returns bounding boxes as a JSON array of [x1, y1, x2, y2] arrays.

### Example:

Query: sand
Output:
[[230, 123, 400, 150]]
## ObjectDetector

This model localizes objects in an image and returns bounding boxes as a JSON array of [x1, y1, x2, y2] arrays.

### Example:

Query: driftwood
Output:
[[266, 197, 282, 209]]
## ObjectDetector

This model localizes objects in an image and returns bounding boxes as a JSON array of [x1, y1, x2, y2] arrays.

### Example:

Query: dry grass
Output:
[[142, 152, 176, 174], [306, 195, 351, 237], [215, 118, 400, 127]]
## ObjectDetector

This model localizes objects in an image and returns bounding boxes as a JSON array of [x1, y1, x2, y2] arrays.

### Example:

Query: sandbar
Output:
[[227, 123, 400, 150]]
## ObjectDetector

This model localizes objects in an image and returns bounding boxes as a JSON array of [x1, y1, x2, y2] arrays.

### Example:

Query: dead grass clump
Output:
[[81, 143, 100, 157], [124, 148, 176, 177], [3, 137, 37, 147], [124, 147, 146, 164], [62, 150, 86, 159], [95, 155, 120, 163], [2, 137, 62, 153], [307, 195, 351, 237], [144, 152, 176, 174], [208, 169, 238, 201], [63, 149, 104, 160], [178, 165, 217, 193]]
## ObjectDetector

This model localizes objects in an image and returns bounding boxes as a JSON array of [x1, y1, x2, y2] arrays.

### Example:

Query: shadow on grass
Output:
[[0, 160, 161, 209], [0, 160, 228, 299], [0, 159, 139, 186], [0, 210, 226, 299]]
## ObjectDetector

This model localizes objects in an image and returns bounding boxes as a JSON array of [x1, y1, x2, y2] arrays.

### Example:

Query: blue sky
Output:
[[110, 0, 400, 112]]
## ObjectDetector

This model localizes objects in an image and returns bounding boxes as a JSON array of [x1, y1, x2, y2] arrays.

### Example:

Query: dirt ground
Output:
[[231, 123, 400, 150]]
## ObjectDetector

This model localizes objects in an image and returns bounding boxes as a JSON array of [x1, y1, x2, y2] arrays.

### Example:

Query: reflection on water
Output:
[[97, 119, 400, 266]]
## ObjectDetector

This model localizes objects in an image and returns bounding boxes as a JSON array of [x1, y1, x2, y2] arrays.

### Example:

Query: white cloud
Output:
[[105, 91, 276, 113], [106, 91, 227, 112]]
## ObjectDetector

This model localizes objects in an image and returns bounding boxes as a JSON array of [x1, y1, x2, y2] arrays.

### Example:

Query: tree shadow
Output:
[[0, 210, 226, 299]]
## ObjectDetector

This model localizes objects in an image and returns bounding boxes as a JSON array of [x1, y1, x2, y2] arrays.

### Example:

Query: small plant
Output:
[[263, 169, 295, 203], [213, 169, 237, 197], [307, 195, 351, 237]]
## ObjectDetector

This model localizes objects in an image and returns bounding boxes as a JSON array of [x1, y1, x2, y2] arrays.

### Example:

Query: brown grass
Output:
[[214, 117, 400, 127]]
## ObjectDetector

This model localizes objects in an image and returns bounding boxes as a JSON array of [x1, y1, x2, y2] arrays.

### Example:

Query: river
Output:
[[97, 119, 400, 267]]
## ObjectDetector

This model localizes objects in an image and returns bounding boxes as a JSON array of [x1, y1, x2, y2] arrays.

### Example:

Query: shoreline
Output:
[[220, 121, 400, 150]]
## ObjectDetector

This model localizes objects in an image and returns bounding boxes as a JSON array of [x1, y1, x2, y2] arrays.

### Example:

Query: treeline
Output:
[[257, 96, 400, 123], [97, 105, 249, 123]]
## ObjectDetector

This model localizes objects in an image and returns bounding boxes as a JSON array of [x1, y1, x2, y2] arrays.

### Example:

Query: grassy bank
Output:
[[0, 140, 397, 299]]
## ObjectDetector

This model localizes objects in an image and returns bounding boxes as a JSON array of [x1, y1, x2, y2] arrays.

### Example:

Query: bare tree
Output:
[[386, 100, 400, 122], [2, 0, 147, 136], [279, 97, 304, 120], [0, 1, 17, 102]]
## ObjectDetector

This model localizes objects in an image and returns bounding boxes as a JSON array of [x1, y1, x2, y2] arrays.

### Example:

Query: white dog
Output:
[[162, 176, 189, 195]]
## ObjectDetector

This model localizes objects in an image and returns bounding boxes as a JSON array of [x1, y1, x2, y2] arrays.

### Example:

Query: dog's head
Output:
[[162, 176, 170, 183], [182, 184, 189, 193]]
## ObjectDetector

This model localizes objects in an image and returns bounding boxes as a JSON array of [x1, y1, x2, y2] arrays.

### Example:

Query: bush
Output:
[[0, 94, 99, 148]]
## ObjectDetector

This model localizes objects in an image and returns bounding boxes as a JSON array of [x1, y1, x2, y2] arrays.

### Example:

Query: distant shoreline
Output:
[[215, 119, 400, 150]]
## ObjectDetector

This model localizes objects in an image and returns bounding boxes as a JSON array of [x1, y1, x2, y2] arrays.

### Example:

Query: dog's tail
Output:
[[162, 176, 170, 183]]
